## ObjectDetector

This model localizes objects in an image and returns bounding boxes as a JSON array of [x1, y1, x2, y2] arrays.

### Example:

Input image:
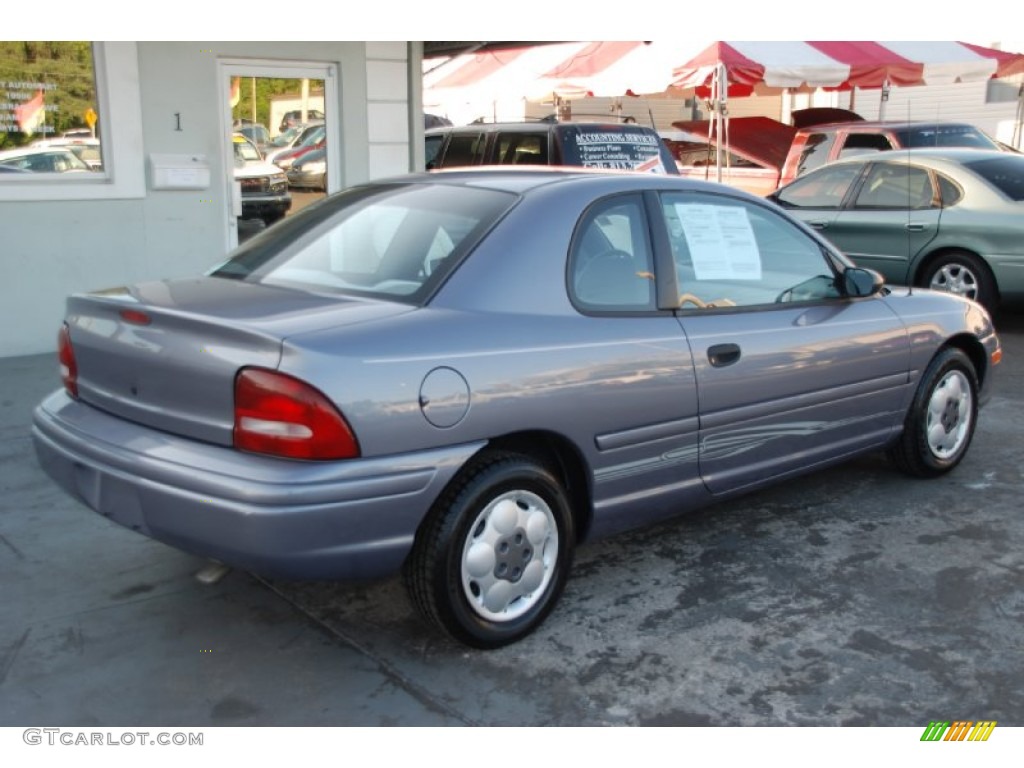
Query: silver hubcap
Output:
[[929, 263, 978, 300], [927, 370, 972, 459], [461, 490, 558, 622]]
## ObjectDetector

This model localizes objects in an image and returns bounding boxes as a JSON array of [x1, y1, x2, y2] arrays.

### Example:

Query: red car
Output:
[[271, 127, 325, 170], [666, 110, 1008, 197]]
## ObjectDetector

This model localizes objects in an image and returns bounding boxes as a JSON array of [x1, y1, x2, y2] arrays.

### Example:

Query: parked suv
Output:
[[278, 109, 325, 134], [425, 119, 679, 174], [232, 134, 291, 226]]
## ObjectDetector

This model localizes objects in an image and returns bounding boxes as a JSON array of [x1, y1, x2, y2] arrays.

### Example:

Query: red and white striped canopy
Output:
[[424, 41, 688, 104], [424, 41, 1024, 111], [529, 40, 685, 99], [423, 42, 597, 104], [671, 41, 1024, 96]]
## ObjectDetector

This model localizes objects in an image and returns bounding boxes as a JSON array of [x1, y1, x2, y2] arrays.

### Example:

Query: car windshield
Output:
[[233, 139, 262, 164], [209, 182, 518, 304], [895, 125, 1000, 150], [268, 125, 302, 147], [298, 126, 325, 147], [963, 155, 1024, 201]]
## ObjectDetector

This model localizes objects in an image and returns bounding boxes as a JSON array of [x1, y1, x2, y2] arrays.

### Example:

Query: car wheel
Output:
[[888, 347, 978, 478], [921, 251, 997, 312], [261, 211, 286, 227], [403, 451, 575, 648]]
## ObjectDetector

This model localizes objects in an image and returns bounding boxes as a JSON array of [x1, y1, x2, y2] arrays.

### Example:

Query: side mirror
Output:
[[843, 266, 886, 297]]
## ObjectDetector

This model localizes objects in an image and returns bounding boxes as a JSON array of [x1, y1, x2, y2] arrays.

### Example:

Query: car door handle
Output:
[[806, 220, 829, 230], [905, 222, 930, 232], [708, 343, 741, 368]]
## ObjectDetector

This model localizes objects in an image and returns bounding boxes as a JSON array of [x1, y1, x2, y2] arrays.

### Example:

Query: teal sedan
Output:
[[769, 148, 1024, 312]]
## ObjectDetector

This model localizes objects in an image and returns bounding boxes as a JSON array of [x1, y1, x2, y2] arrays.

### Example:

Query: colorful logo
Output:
[[920, 721, 997, 741]]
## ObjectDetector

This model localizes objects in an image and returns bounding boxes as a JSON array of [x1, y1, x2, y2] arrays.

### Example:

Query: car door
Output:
[[771, 161, 862, 235], [565, 192, 705, 533], [657, 189, 910, 496], [823, 161, 942, 285]]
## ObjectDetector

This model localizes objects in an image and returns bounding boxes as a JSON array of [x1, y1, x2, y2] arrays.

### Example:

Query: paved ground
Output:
[[2, 310, 1021, 727], [238, 190, 324, 243]]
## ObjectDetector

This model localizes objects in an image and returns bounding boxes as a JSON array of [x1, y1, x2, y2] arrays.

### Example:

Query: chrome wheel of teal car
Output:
[[922, 251, 998, 312], [928, 263, 979, 299]]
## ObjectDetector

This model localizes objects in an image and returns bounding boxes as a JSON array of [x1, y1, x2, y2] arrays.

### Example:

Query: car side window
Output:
[[440, 133, 486, 167], [773, 164, 861, 209], [838, 133, 895, 158], [795, 132, 835, 176], [569, 194, 656, 311], [853, 164, 935, 209], [661, 192, 842, 309], [494, 132, 548, 164], [936, 173, 963, 207], [424, 135, 444, 169]]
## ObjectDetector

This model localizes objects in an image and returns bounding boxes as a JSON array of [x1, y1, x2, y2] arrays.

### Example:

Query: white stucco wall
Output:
[[0, 40, 419, 358]]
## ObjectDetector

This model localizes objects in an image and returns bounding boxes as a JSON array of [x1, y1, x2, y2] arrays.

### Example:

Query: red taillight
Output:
[[58, 323, 78, 398], [119, 308, 151, 326], [233, 368, 360, 460]]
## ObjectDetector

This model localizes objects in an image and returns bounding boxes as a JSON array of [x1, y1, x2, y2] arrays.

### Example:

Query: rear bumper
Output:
[[286, 170, 325, 190], [240, 195, 291, 221], [32, 390, 483, 580]]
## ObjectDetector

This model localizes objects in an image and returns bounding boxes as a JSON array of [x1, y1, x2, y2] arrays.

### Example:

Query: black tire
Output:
[[403, 451, 575, 649], [920, 251, 998, 312], [888, 347, 978, 478]]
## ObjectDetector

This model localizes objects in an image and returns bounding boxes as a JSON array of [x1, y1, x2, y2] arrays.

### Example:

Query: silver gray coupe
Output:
[[33, 168, 1002, 648]]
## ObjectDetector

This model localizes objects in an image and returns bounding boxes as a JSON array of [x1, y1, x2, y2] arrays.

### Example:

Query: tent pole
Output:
[[1014, 81, 1024, 150], [878, 78, 891, 121], [715, 62, 725, 183]]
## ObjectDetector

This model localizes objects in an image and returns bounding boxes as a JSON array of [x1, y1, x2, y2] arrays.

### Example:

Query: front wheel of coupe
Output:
[[888, 347, 979, 478], [403, 451, 575, 649]]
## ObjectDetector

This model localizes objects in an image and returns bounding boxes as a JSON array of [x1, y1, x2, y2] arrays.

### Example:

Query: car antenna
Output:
[[906, 98, 914, 298]]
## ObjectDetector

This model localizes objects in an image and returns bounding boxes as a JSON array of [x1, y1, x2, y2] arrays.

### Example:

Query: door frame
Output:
[[217, 58, 340, 251]]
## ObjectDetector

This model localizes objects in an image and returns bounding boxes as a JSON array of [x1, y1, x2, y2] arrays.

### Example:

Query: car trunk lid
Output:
[[65, 276, 412, 446]]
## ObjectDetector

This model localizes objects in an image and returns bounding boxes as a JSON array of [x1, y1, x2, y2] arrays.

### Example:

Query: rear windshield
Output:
[[895, 125, 999, 150], [557, 125, 673, 173], [963, 155, 1024, 201], [210, 183, 517, 303]]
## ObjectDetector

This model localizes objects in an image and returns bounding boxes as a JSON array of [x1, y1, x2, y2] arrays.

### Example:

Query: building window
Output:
[[0, 42, 104, 174], [0, 42, 143, 201]]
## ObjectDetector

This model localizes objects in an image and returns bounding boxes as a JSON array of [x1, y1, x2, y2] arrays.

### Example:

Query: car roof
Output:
[[821, 147, 1013, 166], [798, 120, 981, 132], [377, 165, 759, 198], [0, 146, 76, 160], [424, 120, 658, 136]]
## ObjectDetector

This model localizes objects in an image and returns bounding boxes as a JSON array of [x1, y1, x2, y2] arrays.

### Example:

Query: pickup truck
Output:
[[664, 110, 1008, 196]]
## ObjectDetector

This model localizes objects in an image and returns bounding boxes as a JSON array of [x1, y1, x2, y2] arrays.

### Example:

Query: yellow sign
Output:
[[84, 108, 97, 129]]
